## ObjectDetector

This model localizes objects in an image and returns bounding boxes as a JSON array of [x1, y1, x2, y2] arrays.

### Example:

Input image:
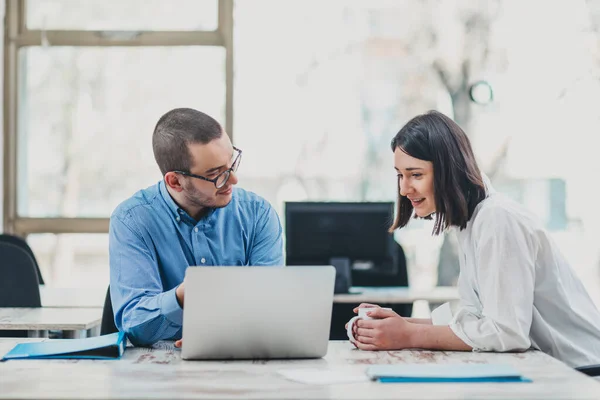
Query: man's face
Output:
[[181, 134, 239, 210]]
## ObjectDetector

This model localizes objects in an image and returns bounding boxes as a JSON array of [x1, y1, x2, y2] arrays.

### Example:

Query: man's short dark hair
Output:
[[389, 110, 487, 235], [152, 108, 223, 176]]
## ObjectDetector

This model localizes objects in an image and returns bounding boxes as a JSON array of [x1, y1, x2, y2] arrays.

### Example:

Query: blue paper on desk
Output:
[[366, 364, 531, 383], [1, 332, 126, 361]]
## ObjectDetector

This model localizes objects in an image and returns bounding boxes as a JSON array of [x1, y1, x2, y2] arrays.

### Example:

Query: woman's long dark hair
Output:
[[389, 110, 487, 235]]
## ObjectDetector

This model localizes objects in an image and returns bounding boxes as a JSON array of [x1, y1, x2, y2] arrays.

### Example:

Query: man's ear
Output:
[[164, 172, 184, 192]]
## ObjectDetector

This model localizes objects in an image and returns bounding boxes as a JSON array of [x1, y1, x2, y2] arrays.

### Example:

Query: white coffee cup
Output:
[[346, 307, 392, 344]]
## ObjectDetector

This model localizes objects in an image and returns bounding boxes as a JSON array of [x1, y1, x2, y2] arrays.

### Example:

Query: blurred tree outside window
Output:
[[233, 0, 600, 307]]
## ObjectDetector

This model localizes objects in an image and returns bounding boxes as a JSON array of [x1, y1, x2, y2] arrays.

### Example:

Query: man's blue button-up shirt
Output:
[[109, 181, 284, 345]]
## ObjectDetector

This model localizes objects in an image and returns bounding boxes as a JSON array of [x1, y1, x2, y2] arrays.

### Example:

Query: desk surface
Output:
[[1, 339, 597, 399], [334, 286, 459, 304], [0, 308, 102, 331]]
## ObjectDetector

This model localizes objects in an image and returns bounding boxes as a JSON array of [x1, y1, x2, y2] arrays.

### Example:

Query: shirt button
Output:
[[194, 227, 199, 232], [176, 217, 180, 222], [201, 258, 206, 264]]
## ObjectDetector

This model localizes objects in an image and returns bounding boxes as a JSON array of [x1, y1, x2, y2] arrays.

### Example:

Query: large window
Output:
[[19, 46, 225, 217], [27, 233, 109, 288], [4, 0, 233, 287], [26, 0, 218, 31]]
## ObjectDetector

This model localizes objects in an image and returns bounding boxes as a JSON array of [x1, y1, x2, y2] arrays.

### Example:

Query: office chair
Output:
[[0, 242, 42, 337], [0, 234, 45, 285], [100, 285, 118, 335], [575, 364, 600, 377]]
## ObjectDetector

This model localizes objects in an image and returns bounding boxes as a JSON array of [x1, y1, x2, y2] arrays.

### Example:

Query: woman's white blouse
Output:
[[435, 192, 600, 368]]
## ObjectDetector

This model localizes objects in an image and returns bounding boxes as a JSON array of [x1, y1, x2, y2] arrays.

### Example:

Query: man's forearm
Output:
[[175, 284, 185, 308], [409, 324, 472, 351], [119, 288, 184, 346]]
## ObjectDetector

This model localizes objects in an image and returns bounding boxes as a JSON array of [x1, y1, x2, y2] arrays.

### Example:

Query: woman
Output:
[[350, 110, 600, 368]]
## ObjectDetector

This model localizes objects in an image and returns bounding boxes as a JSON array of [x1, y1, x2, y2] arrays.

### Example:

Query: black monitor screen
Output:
[[285, 202, 396, 270]]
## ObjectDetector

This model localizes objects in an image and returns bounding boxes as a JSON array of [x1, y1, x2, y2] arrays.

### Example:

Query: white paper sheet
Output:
[[278, 368, 369, 385]]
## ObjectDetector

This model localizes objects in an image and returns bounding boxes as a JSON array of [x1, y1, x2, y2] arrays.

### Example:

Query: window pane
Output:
[[234, 0, 600, 307], [18, 46, 225, 217], [27, 0, 218, 31], [27, 233, 109, 288]]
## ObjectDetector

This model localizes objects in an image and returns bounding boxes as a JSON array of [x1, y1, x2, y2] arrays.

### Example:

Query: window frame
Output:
[[2, 0, 234, 235]]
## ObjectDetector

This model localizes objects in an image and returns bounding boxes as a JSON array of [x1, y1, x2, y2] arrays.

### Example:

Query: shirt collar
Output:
[[158, 180, 221, 224], [159, 180, 186, 222], [481, 171, 496, 196]]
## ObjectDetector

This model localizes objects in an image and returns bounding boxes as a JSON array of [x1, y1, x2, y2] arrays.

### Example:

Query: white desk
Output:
[[0, 339, 597, 399], [0, 308, 102, 338], [40, 285, 105, 308], [39, 286, 459, 307], [334, 286, 459, 304]]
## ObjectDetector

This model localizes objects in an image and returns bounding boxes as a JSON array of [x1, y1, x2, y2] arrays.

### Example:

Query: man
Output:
[[109, 108, 284, 346]]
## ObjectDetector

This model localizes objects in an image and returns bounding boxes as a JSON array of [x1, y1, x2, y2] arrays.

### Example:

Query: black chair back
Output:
[[0, 242, 41, 337], [100, 286, 118, 335], [0, 234, 44, 284], [0, 242, 41, 307]]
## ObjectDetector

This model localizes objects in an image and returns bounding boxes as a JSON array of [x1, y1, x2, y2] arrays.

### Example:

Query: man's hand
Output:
[[174, 282, 185, 348], [175, 283, 185, 308], [354, 307, 414, 351]]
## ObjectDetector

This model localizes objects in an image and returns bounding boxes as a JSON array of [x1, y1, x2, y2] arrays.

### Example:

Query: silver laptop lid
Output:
[[182, 266, 335, 360]]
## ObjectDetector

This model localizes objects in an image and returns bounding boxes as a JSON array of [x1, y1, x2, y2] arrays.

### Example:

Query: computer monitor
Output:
[[284, 202, 398, 276]]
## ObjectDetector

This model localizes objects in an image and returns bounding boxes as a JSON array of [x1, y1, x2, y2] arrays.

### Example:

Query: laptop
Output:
[[181, 266, 335, 360]]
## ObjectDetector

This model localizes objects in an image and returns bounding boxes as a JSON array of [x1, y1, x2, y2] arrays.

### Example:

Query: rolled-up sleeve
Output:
[[248, 203, 284, 266], [449, 208, 537, 352], [109, 213, 183, 346]]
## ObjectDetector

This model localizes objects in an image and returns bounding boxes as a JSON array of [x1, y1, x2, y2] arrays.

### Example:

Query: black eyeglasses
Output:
[[173, 146, 242, 189]]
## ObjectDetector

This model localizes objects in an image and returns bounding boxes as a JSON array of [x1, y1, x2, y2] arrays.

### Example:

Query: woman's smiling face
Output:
[[394, 147, 435, 217]]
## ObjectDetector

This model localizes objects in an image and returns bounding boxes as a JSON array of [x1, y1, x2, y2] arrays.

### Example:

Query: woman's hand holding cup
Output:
[[346, 303, 391, 344]]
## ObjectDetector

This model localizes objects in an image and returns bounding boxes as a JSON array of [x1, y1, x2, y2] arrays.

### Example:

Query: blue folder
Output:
[[366, 363, 531, 383], [1, 332, 126, 360]]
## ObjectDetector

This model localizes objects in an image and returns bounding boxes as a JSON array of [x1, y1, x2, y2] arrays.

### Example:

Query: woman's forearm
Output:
[[409, 324, 472, 351], [405, 318, 432, 325]]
